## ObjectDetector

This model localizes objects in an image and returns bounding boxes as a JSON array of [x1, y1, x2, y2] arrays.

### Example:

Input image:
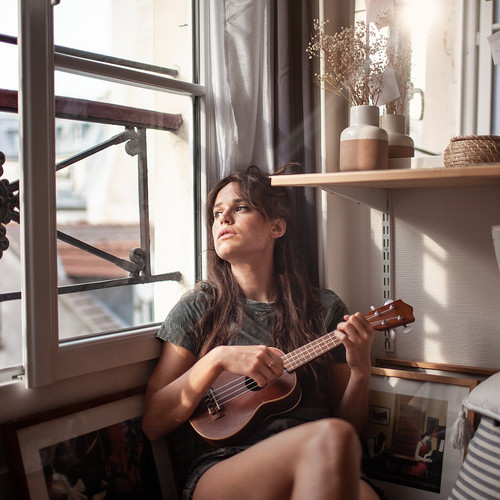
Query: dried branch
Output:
[[307, 15, 414, 112], [307, 19, 389, 106]]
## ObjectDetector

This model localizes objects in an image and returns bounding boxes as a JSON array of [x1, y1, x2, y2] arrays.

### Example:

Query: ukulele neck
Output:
[[280, 300, 414, 372], [282, 332, 340, 372]]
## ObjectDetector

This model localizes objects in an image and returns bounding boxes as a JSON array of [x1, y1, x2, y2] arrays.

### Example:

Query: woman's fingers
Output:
[[221, 345, 283, 387], [337, 313, 374, 343], [334, 313, 375, 373]]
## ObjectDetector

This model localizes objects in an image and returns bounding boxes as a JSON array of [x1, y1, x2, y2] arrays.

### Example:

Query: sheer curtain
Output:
[[209, 0, 319, 283], [209, 0, 274, 177]]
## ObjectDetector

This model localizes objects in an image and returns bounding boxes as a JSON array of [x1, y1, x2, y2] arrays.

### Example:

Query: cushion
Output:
[[448, 417, 500, 499], [463, 372, 500, 420], [448, 373, 500, 499]]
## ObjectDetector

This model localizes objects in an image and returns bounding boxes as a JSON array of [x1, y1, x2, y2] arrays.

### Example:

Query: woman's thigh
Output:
[[192, 418, 365, 500]]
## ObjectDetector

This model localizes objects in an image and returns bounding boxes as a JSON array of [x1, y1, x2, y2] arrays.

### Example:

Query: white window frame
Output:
[[477, 0, 498, 133], [17, 0, 208, 388]]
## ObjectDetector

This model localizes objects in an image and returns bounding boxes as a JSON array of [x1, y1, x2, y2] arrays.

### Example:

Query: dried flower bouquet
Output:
[[307, 19, 389, 106]]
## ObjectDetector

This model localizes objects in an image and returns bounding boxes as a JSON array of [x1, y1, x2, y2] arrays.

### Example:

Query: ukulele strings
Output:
[[204, 310, 404, 410], [204, 375, 255, 408], [285, 333, 339, 369]]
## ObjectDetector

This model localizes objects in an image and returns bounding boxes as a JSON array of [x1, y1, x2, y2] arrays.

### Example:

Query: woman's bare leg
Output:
[[192, 418, 379, 500]]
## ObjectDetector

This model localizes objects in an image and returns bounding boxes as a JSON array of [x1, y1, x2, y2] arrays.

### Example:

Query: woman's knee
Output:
[[304, 418, 361, 461]]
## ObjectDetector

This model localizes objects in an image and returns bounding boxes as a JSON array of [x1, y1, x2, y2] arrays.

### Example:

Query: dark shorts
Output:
[[182, 446, 248, 500], [182, 445, 386, 500]]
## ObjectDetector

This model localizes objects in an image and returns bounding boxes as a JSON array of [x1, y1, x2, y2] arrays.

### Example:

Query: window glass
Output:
[[53, 0, 193, 83], [0, 0, 20, 372], [0, 0, 18, 91], [52, 80, 195, 341], [354, 0, 462, 155], [54, 94, 195, 341], [0, 220, 22, 369], [1, 0, 198, 366], [0, 43, 18, 92], [493, 0, 499, 134]]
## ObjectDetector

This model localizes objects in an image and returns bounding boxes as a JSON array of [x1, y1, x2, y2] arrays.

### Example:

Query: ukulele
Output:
[[189, 299, 414, 447]]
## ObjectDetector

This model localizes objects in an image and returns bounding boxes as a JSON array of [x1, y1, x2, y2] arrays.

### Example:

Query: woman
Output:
[[411, 432, 433, 476], [142, 166, 382, 499]]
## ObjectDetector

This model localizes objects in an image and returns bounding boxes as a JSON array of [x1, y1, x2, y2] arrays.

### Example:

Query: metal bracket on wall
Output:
[[382, 210, 393, 303], [382, 194, 395, 352]]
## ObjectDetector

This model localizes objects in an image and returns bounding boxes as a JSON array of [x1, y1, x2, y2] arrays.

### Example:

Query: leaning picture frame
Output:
[[1, 387, 176, 499], [375, 357, 497, 382], [362, 367, 479, 500]]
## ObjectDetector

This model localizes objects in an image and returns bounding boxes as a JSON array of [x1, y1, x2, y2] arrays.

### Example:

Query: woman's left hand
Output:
[[334, 313, 375, 376]]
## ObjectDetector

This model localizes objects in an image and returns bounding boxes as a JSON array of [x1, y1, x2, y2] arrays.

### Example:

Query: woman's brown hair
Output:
[[195, 166, 330, 389]]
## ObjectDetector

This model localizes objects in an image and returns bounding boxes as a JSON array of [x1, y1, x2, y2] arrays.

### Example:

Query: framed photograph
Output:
[[1, 387, 176, 500], [361, 367, 479, 500], [370, 406, 391, 425]]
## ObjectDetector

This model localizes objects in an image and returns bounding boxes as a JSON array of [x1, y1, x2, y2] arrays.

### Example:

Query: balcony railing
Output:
[[0, 87, 184, 303]]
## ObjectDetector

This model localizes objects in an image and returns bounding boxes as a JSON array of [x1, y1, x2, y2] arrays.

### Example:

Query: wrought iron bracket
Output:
[[129, 247, 146, 275], [0, 126, 181, 304], [124, 128, 142, 157]]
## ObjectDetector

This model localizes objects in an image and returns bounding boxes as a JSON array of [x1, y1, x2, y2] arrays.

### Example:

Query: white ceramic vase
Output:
[[380, 113, 414, 159], [340, 105, 388, 171]]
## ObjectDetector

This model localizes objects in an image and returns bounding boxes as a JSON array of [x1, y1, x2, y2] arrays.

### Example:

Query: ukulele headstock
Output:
[[366, 300, 415, 331]]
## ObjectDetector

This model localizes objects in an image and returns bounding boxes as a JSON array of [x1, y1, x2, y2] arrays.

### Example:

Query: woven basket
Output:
[[444, 135, 500, 167]]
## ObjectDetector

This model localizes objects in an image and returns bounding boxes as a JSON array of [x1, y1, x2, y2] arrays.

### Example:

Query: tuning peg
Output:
[[402, 326, 413, 334], [384, 299, 394, 305], [370, 306, 376, 310], [389, 329, 396, 340]]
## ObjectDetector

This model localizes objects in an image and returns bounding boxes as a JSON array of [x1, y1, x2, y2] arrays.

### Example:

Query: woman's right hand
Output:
[[209, 345, 284, 387], [142, 343, 283, 441]]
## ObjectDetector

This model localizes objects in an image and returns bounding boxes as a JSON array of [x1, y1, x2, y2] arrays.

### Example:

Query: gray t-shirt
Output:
[[158, 288, 350, 489], [157, 287, 348, 365]]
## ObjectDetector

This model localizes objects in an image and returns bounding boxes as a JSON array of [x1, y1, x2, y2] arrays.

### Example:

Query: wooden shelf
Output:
[[270, 164, 500, 211], [271, 164, 500, 189]]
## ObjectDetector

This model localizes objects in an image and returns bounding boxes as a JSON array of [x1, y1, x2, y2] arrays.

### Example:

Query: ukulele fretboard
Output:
[[283, 332, 340, 371]]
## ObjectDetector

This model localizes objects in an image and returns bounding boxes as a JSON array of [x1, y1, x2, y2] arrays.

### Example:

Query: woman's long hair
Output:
[[195, 166, 331, 392]]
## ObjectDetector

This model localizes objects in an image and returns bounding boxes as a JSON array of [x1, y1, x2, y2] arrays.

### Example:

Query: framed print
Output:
[[1, 387, 176, 500], [362, 367, 479, 500], [370, 406, 391, 425]]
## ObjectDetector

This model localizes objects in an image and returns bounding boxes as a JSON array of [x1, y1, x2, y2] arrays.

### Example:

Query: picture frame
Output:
[[1, 387, 177, 500], [370, 405, 391, 425], [362, 367, 479, 500], [375, 357, 497, 382]]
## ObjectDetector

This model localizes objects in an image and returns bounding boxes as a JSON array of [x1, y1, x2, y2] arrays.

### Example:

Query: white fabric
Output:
[[464, 372, 500, 421], [209, 0, 273, 177]]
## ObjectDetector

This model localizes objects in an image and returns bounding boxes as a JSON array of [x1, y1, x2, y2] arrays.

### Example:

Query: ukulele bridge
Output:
[[206, 388, 225, 420]]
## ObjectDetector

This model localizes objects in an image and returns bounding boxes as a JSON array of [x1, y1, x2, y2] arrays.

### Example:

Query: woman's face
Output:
[[211, 182, 285, 264]]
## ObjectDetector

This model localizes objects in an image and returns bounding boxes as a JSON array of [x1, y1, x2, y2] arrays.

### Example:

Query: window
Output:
[[0, 0, 207, 386], [0, 0, 21, 377], [354, 0, 499, 150], [495, 0, 500, 134], [477, 0, 500, 134]]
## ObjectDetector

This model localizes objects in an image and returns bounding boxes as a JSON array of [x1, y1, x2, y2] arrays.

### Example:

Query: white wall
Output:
[[325, 185, 500, 369]]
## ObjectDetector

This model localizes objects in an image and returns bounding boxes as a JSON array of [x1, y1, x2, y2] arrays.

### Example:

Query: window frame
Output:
[[477, 0, 498, 134], [15, 0, 208, 388]]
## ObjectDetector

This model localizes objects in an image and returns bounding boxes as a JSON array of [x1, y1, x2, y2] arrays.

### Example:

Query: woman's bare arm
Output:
[[142, 342, 217, 440], [142, 341, 284, 441], [328, 312, 374, 433]]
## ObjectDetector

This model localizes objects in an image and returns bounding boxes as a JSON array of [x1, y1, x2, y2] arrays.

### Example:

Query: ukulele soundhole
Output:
[[245, 377, 263, 391]]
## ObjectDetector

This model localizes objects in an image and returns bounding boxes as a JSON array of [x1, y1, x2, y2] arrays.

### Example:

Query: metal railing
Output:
[[0, 88, 184, 303]]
